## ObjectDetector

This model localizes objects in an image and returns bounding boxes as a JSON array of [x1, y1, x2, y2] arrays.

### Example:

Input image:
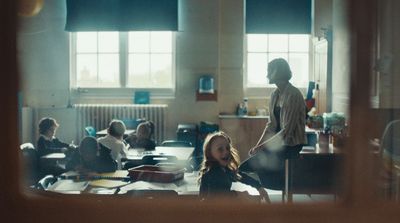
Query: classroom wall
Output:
[[18, 0, 351, 143], [331, 0, 350, 116], [314, 0, 333, 39]]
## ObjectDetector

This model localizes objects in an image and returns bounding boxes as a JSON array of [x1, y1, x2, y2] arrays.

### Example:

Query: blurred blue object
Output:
[[306, 132, 317, 147], [199, 75, 214, 94], [306, 81, 316, 100], [134, 91, 150, 104], [85, 126, 96, 137]]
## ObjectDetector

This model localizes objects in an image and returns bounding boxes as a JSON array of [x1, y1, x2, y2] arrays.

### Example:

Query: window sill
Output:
[[70, 87, 175, 102]]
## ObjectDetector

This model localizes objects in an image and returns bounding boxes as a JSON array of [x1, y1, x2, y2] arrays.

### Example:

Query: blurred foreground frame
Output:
[[2, 0, 400, 222]]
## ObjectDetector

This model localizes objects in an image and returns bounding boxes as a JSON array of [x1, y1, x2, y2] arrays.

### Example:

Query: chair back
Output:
[[161, 140, 192, 147], [20, 143, 42, 186], [122, 118, 146, 129], [379, 119, 400, 200], [85, 126, 96, 137], [36, 175, 58, 190]]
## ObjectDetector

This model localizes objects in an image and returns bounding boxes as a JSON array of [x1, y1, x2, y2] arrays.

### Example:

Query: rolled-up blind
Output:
[[246, 0, 312, 34], [65, 0, 178, 31]]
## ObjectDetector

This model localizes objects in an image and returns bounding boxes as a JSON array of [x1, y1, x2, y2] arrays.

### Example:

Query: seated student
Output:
[[97, 120, 128, 169], [37, 117, 75, 157], [66, 136, 117, 173], [198, 131, 270, 202], [125, 121, 156, 150]]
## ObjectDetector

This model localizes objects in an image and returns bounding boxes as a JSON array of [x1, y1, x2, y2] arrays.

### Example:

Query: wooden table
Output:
[[284, 144, 343, 203]]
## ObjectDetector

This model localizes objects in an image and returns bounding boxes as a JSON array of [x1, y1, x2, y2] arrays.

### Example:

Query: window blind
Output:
[[246, 0, 312, 34], [65, 0, 178, 31]]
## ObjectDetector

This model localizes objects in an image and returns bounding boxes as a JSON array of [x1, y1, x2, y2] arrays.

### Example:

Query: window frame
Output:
[[243, 34, 313, 98], [69, 31, 177, 100]]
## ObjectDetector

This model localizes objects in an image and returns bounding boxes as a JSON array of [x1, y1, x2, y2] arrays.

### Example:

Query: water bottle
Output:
[[243, 98, 248, 115]]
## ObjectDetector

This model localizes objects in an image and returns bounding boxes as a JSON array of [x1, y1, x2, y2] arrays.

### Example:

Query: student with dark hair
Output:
[[37, 117, 75, 157], [66, 136, 117, 173], [98, 119, 128, 169], [125, 121, 156, 150]]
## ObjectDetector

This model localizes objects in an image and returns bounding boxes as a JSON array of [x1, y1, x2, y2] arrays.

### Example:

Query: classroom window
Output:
[[245, 34, 310, 89], [71, 31, 175, 91]]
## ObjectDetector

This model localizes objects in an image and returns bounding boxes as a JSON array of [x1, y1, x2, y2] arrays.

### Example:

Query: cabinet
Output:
[[219, 115, 268, 161]]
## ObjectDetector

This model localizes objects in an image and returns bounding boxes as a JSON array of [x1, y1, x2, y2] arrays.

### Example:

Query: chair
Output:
[[122, 118, 146, 129], [379, 120, 400, 201], [35, 175, 58, 190], [20, 143, 42, 186], [161, 140, 193, 147], [85, 126, 96, 137]]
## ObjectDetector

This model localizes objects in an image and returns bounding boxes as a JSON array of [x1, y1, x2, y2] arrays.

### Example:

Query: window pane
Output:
[[247, 34, 268, 52], [76, 54, 97, 87], [129, 32, 150, 53], [289, 35, 309, 52], [98, 54, 119, 87], [151, 32, 172, 53], [98, 32, 119, 53], [76, 32, 97, 53], [247, 53, 268, 86], [128, 54, 150, 87], [288, 53, 309, 88], [268, 34, 288, 52], [268, 53, 288, 62], [151, 54, 173, 87]]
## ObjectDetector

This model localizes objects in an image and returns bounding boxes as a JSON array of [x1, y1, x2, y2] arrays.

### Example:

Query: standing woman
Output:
[[240, 58, 307, 189]]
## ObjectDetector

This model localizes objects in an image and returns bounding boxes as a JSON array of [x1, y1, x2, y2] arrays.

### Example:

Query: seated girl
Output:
[[125, 121, 156, 150], [198, 131, 270, 202], [66, 136, 117, 173], [37, 117, 75, 157]]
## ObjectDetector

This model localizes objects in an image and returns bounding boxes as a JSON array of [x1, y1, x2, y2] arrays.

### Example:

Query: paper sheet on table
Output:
[[231, 182, 259, 196], [120, 181, 178, 192], [48, 179, 88, 191], [89, 180, 130, 188], [89, 170, 130, 188]]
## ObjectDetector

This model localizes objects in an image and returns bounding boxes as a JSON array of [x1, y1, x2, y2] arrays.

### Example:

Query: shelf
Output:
[[196, 90, 217, 101]]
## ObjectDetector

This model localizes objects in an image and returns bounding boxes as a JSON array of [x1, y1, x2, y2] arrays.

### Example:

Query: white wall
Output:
[[331, 0, 350, 115]]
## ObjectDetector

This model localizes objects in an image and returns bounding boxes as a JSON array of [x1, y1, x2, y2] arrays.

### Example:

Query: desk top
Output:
[[40, 153, 66, 159], [301, 144, 341, 155], [126, 146, 195, 161], [96, 129, 136, 137], [47, 170, 263, 196]]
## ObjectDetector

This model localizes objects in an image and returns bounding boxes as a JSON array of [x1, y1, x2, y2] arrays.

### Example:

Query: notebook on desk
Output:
[[47, 179, 88, 192], [89, 171, 131, 188]]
